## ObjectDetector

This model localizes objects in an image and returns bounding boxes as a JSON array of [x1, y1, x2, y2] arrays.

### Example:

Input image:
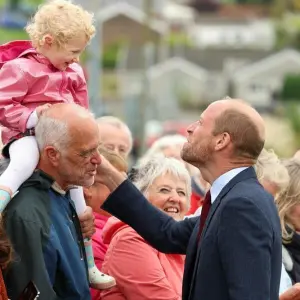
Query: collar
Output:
[[210, 167, 248, 203], [24, 170, 76, 195], [51, 182, 77, 195], [94, 212, 109, 222], [19, 48, 59, 70]]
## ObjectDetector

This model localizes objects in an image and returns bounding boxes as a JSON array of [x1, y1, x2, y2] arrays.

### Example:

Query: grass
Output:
[[0, 0, 43, 42], [0, 0, 43, 8], [0, 27, 28, 42]]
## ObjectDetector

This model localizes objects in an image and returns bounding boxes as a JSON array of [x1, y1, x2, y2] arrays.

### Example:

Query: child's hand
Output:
[[36, 103, 52, 117]]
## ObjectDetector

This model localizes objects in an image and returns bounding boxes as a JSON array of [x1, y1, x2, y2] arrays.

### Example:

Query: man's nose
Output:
[[91, 151, 102, 165], [187, 122, 195, 135]]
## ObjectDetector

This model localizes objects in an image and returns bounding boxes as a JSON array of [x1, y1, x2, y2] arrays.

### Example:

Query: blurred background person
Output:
[[84, 147, 128, 300], [97, 116, 132, 161], [255, 148, 290, 197], [0, 220, 10, 300], [137, 134, 208, 216], [0, 216, 11, 300], [0, 159, 12, 300], [255, 148, 292, 295], [276, 159, 300, 285]]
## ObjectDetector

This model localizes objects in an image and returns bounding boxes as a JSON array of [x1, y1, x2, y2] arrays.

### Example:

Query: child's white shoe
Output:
[[89, 266, 116, 290]]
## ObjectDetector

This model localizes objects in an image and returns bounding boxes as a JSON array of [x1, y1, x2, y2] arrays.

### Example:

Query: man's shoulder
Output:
[[4, 185, 51, 226], [231, 178, 272, 202], [223, 178, 279, 225]]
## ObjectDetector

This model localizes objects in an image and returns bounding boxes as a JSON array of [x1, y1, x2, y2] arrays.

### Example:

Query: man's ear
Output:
[[215, 132, 231, 151], [44, 146, 60, 167]]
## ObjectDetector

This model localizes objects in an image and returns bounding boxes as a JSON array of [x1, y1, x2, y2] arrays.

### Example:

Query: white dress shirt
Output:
[[210, 167, 248, 203], [185, 167, 247, 219]]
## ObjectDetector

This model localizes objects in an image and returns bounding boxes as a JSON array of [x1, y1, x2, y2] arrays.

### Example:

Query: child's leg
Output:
[[0, 136, 39, 212], [70, 187, 116, 290]]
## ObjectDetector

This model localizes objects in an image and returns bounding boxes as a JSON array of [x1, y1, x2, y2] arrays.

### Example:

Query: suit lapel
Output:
[[199, 184, 231, 244], [185, 167, 257, 299], [200, 167, 257, 244]]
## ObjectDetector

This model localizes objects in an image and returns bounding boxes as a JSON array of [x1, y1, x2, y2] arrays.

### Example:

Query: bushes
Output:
[[0, 27, 27, 43], [102, 43, 121, 69], [279, 75, 300, 147], [281, 74, 300, 101]]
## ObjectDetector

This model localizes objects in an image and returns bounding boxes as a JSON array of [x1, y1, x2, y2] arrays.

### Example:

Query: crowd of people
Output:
[[0, 0, 300, 299]]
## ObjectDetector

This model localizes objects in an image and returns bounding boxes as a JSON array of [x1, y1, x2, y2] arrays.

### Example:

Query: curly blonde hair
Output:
[[255, 148, 290, 193], [25, 0, 95, 48], [276, 158, 300, 242]]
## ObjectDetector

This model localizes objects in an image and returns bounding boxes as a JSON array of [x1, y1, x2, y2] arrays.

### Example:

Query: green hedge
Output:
[[0, 27, 28, 42], [281, 74, 300, 100], [102, 43, 119, 69]]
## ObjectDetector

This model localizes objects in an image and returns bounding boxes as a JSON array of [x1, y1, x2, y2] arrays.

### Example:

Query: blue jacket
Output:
[[4, 170, 91, 300], [102, 167, 282, 300]]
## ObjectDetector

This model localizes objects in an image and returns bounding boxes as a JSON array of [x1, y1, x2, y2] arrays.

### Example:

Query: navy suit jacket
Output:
[[102, 167, 282, 300]]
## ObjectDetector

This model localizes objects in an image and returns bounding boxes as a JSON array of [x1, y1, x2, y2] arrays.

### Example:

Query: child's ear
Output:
[[41, 34, 54, 48]]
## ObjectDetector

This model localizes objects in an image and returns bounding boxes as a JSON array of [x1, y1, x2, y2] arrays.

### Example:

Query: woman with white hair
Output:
[[137, 134, 208, 215], [142, 134, 187, 163], [101, 156, 191, 300]]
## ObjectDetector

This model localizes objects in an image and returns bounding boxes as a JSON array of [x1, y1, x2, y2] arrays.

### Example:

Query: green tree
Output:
[[102, 43, 121, 69], [8, 0, 19, 10], [236, 0, 273, 3], [280, 74, 300, 147], [285, 101, 300, 147], [281, 74, 300, 100], [275, 13, 300, 50]]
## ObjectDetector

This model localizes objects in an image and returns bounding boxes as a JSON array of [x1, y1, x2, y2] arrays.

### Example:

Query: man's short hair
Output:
[[212, 109, 264, 160], [35, 116, 69, 152]]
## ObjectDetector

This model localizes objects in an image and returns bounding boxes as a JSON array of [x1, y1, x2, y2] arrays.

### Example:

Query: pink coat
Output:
[[100, 217, 185, 300], [90, 212, 109, 300], [0, 40, 88, 144]]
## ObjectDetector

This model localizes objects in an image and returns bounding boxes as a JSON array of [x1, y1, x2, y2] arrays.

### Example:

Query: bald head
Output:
[[207, 99, 265, 160], [212, 99, 265, 138], [35, 104, 102, 189], [44, 103, 93, 124], [35, 103, 97, 151]]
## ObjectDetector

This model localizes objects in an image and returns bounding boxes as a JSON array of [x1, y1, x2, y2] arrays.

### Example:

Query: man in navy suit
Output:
[[99, 99, 282, 300]]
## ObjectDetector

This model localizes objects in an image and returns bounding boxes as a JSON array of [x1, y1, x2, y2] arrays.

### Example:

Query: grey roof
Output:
[[194, 14, 254, 24], [124, 46, 274, 71], [98, 0, 163, 12]]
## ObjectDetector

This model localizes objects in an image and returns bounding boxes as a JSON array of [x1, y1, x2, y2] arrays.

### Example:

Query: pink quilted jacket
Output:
[[0, 40, 88, 144]]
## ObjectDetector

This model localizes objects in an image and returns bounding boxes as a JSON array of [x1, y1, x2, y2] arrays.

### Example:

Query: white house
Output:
[[188, 15, 276, 50], [231, 49, 300, 107]]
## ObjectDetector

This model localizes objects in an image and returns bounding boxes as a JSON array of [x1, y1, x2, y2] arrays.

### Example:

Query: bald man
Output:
[[3, 104, 102, 300], [98, 99, 282, 300]]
